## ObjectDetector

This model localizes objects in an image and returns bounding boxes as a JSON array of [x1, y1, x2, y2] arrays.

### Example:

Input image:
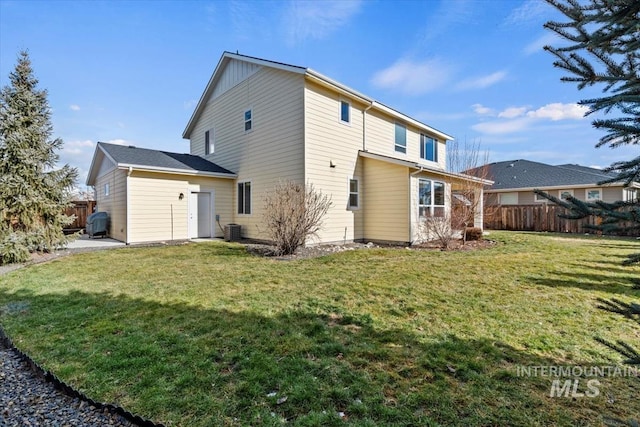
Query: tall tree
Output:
[[536, 0, 640, 263], [0, 50, 78, 264], [540, 7, 639, 425]]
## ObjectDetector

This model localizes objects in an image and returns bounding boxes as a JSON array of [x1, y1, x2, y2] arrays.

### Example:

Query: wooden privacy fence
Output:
[[485, 204, 638, 236], [64, 200, 96, 232]]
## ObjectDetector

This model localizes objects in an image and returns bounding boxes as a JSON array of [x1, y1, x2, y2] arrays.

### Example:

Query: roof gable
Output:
[[86, 142, 235, 185], [182, 52, 306, 139]]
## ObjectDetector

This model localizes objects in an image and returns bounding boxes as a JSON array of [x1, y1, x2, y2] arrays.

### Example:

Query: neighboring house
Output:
[[87, 51, 488, 245], [477, 159, 639, 206]]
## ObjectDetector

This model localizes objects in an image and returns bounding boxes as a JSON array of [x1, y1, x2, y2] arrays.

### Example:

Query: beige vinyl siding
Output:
[[487, 186, 624, 205], [304, 81, 365, 243], [189, 66, 305, 240], [127, 171, 233, 244], [364, 109, 447, 170], [362, 157, 410, 243], [95, 168, 127, 242]]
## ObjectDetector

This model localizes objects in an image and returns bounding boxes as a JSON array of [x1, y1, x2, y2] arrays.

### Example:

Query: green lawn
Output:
[[0, 231, 638, 426]]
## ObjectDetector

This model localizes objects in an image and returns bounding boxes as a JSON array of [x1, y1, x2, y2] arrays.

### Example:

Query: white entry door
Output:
[[189, 192, 212, 238]]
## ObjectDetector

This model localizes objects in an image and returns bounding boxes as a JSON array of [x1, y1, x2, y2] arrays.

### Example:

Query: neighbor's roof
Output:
[[182, 51, 453, 142], [86, 142, 236, 185], [474, 159, 619, 191]]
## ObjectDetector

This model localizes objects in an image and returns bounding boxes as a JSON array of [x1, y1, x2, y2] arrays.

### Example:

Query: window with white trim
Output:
[[559, 190, 574, 200], [238, 181, 252, 214], [624, 188, 637, 202], [244, 109, 252, 132], [348, 178, 359, 209], [205, 129, 213, 155], [534, 192, 548, 202], [420, 134, 438, 162], [419, 179, 445, 217], [394, 123, 406, 153], [586, 188, 602, 201], [340, 100, 350, 124], [499, 192, 518, 205], [104, 183, 110, 197]]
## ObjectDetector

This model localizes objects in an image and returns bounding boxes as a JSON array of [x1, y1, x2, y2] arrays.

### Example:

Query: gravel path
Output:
[[0, 341, 135, 427]]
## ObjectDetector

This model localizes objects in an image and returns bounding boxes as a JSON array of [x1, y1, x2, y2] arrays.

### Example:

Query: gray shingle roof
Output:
[[476, 159, 616, 190], [98, 142, 235, 175]]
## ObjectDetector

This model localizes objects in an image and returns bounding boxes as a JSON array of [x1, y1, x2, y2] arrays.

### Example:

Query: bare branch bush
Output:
[[448, 138, 494, 244], [262, 180, 332, 256], [417, 214, 454, 250]]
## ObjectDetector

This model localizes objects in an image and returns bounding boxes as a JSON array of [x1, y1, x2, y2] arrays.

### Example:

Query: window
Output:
[[499, 192, 518, 205], [348, 178, 359, 209], [340, 101, 350, 124], [559, 190, 573, 200], [420, 134, 438, 162], [419, 179, 445, 217], [534, 192, 547, 202], [244, 109, 252, 132], [624, 188, 638, 202], [237, 182, 252, 214], [205, 129, 213, 155], [394, 123, 406, 153], [586, 188, 602, 201], [104, 183, 110, 197]]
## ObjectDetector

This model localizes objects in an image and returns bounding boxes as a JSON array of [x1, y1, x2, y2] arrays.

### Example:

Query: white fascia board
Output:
[[117, 164, 237, 179], [371, 102, 454, 141], [488, 183, 622, 193], [305, 70, 453, 142], [358, 151, 492, 185], [86, 143, 118, 186]]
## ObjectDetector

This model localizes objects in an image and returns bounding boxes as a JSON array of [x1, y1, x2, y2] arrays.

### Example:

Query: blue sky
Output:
[[1, 0, 633, 190]]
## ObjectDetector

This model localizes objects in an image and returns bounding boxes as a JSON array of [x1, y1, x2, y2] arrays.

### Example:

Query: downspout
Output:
[[361, 102, 373, 242], [126, 166, 132, 245], [409, 166, 424, 245]]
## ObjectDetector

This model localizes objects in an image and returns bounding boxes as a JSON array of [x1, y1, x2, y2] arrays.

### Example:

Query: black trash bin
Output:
[[86, 212, 109, 238]]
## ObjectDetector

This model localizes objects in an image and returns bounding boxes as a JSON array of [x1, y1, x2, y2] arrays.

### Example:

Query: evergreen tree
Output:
[[540, 7, 638, 425], [536, 0, 640, 264], [0, 51, 78, 264]]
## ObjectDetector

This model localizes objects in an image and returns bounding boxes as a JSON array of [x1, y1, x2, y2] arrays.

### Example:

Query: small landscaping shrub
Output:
[[465, 227, 483, 241]]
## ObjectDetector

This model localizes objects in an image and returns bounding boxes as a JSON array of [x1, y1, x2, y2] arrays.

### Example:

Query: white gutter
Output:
[[117, 164, 237, 179], [126, 167, 132, 245], [488, 182, 623, 193]]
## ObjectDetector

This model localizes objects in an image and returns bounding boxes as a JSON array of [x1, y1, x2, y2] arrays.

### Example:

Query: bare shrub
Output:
[[418, 215, 454, 250], [262, 180, 332, 256]]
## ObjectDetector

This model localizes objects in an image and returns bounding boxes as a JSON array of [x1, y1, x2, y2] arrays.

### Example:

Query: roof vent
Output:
[[508, 163, 514, 167], [128, 145, 136, 149]]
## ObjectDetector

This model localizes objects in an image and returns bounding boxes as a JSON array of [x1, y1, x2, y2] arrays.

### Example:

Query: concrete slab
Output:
[[66, 234, 126, 250]]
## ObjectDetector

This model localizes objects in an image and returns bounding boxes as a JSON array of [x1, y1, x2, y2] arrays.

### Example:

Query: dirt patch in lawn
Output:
[[245, 238, 497, 260]]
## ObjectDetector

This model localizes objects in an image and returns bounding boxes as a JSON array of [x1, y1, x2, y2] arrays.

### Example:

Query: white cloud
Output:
[[456, 71, 507, 91], [63, 139, 94, 155], [498, 106, 528, 119], [284, 0, 362, 45], [70, 104, 80, 111], [370, 58, 451, 95], [472, 104, 494, 115], [526, 103, 588, 121], [473, 103, 589, 135], [473, 118, 532, 135], [505, 0, 548, 26]]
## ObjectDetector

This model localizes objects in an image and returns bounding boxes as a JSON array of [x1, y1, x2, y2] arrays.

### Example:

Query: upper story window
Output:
[[244, 109, 252, 132], [419, 179, 445, 217], [420, 134, 437, 162], [340, 101, 350, 124], [348, 178, 359, 209], [394, 123, 406, 154], [104, 183, 110, 197], [205, 129, 213, 155], [238, 181, 252, 215]]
